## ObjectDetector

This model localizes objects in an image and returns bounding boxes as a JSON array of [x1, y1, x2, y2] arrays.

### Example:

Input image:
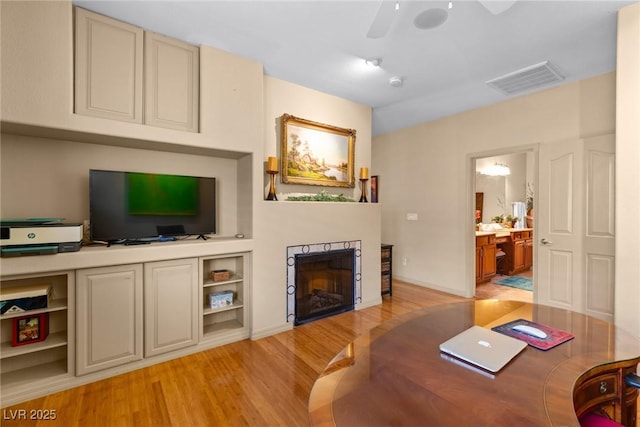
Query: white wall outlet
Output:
[[406, 213, 418, 221], [402, 257, 408, 266]]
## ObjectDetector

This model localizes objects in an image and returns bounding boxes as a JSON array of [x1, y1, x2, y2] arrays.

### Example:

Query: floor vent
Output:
[[486, 61, 564, 95]]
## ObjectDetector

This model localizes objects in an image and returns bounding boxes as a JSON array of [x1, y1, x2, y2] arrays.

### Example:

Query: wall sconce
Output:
[[266, 156, 278, 201], [359, 167, 369, 203]]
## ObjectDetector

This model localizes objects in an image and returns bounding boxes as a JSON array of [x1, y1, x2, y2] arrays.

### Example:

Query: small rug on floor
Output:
[[495, 276, 533, 291]]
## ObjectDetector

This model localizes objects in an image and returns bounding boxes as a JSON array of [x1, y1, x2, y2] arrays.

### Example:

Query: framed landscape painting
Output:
[[280, 114, 356, 188]]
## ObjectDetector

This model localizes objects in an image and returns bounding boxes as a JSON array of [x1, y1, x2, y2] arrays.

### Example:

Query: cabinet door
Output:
[[75, 7, 143, 123], [144, 259, 198, 357], [76, 264, 143, 375], [524, 239, 533, 269], [482, 244, 497, 278], [144, 31, 199, 132], [475, 246, 482, 281], [514, 241, 525, 270]]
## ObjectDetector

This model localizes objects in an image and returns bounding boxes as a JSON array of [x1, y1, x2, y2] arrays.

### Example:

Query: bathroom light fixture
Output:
[[481, 163, 511, 176], [365, 58, 382, 67]]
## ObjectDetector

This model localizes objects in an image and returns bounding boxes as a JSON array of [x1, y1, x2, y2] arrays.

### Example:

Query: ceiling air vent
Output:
[[486, 61, 564, 95]]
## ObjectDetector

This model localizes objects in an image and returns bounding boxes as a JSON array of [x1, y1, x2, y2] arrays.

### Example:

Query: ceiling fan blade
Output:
[[366, 0, 398, 39], [478, 0, 518, 15]]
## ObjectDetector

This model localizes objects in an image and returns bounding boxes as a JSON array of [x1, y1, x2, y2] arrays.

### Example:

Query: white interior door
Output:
[[583, 135, 615, 321], [537, 135, 615, 321], [537, 138, 584, 311]]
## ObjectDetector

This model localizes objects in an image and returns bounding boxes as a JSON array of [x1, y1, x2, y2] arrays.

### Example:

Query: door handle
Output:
[[540, 238, 553, 245]]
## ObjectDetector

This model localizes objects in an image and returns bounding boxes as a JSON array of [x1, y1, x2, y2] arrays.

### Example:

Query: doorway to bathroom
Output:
[[472, 149, 535, 303]]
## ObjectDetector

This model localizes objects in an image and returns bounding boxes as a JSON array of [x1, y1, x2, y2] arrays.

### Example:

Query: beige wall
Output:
[[0, 1, 261, 239], [372, 72, 616, 297], [260, 76, 372, 202], [2, 0, 635, 339], [0, 1, 379, 341], [251, 76, 379, 338], [615, 2, 640, 339], [0, 134, 241, 235], [1, 1, 263, 154]]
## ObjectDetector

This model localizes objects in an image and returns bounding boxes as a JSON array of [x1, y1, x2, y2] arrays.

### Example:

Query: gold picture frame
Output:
[[280, 114, 356, 188]]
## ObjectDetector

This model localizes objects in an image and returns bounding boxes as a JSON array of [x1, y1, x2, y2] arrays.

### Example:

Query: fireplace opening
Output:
[[294, 248, 355, 325]]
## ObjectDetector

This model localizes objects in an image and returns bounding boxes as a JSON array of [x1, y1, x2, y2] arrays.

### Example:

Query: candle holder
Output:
[[359, 178, 368, 203], [266, 170, 278, 201], [266, 156, 279, 201]]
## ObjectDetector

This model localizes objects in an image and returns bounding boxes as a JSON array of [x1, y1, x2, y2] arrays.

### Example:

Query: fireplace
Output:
[[287, 241, 361, 325], [295, 249, 354, 325]]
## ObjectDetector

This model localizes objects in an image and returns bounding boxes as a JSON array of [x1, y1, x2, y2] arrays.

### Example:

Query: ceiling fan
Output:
[[366, 0, 518, 39]]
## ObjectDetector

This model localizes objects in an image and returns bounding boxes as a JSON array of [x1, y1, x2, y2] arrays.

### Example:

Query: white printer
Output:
[[1, 219, 83, 257]]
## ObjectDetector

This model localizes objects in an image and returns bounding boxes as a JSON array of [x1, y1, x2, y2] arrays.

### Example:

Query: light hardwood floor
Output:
[[1, 281, 462, 426], [2, 278, 634, 426]]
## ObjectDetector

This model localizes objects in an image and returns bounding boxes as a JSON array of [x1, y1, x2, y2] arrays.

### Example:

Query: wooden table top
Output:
[[308, 300, 640, 426]]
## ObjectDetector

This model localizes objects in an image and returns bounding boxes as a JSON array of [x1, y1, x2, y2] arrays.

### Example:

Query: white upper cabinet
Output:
[[145, 32, 199, 132], [74, 7, 199, 132], [74, 7, 144, 123]]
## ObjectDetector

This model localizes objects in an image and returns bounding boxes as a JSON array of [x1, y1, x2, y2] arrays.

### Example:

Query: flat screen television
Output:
[[89, 169, 216, 242]]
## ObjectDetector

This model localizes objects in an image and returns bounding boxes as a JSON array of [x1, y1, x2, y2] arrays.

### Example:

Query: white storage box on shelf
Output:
[[0, 284, 51, 314]]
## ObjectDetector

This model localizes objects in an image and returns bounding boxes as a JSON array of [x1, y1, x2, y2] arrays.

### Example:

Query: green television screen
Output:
[[127, 172, 199, 216], [90, 169, 216, 242]]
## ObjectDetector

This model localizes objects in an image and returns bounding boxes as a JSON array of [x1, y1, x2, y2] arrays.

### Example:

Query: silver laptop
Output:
[[439, 325, 527, 373]]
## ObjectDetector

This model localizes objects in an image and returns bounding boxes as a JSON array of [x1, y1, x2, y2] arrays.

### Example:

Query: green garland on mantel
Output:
[[286, 190, 355, 202]]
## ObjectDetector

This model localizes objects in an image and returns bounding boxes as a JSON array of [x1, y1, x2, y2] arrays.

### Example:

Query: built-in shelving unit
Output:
[[200, 253, 250, 341], [0, 272, 75, 399], [0, 240, 252, 406]]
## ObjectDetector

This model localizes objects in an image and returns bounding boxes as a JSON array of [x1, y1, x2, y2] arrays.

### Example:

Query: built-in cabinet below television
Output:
[[0, 239, 252, 406], [0, 2, 260, 406]]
